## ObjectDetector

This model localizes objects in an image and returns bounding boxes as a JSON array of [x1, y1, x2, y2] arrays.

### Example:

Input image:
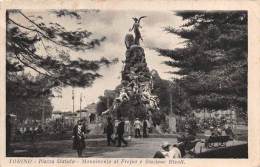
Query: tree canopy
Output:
[[157, 11, 247, 119], [6, 10, 118, 121]]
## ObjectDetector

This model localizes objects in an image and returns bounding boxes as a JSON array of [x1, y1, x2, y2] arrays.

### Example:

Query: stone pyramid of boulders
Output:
[[102, 34, 159, 120]]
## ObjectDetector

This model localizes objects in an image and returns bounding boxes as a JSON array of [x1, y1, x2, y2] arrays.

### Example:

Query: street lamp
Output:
[[72, 87, 75, 113]]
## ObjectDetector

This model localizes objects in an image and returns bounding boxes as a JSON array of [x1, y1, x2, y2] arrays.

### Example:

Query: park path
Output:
[[11, 137, 246, 158], [56, 138, 178, 158]]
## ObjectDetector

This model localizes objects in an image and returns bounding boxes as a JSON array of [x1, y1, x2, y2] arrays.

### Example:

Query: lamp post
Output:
[[72, 88, 75, 113], [169, 82, 173, 114], [80, 93, 82, 119]]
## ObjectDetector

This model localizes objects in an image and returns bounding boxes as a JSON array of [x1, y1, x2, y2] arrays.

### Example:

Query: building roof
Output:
[[52, 111, 63, 114]]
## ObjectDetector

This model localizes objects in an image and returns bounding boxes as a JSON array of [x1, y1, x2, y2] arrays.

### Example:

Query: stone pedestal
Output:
[[167, 114, 177, 133]]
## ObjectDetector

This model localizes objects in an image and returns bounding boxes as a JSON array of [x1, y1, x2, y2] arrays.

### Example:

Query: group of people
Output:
[[105, 117, 150, 146], [17, 125, 43, 135], [13, 125, 44, 142], [106, 117, 128, 147], [72, 117, 183, 158], [13, 120, 71, 142], [205, 125, 234, 139], [133, 118, 150, 138]]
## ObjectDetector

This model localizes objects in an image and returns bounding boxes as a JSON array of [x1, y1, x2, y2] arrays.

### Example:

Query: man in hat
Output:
[[153, 141, 182, 158], [116, 118, 128, 147], [72, 119, 87, 157], [134, 118, 141, 138]]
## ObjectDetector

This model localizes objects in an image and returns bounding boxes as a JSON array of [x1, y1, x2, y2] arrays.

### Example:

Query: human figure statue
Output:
[[125, 34, 135, 49], [129, 16, 147, 45], [118, 88, 129, 102]]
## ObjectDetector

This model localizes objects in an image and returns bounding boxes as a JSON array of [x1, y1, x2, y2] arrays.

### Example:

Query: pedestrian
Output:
[[106, 118, 115, 146], [134, 118, 141, 138], [125, 119, 131, 136], [24, 127, 31, 141], [6, 115, 11, 155], [116, 118, 128, 147], [37, 125, 43, 134], [114, 119, 119, 133], [143, 119, 148, 138], [19, 127, 24, 135], [26, 126, 34, 142], [72, 120, 86, 157], [225, 126, 235, 140]]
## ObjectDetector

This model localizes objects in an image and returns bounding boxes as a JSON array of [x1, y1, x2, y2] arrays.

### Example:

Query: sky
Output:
[[10, 10, 185, 112]]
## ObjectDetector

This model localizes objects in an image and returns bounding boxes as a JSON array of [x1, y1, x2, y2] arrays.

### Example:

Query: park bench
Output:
[[205, 135, 230, 148], [195, 143, 248, 158]]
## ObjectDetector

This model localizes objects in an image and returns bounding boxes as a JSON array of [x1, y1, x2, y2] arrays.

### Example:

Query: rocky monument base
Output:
[[102, 34, 159, 122]]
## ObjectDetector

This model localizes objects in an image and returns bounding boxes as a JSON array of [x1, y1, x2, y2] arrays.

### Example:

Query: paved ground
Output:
[[10, 136, 247, 158], [10, 137, 178, 158], [87, 138, 178, 158]]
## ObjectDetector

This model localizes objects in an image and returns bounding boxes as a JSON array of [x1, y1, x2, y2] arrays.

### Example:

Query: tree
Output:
[[96, 95, 115, 116], [157, 11, 247, 120], [6, 10, 118, 121]]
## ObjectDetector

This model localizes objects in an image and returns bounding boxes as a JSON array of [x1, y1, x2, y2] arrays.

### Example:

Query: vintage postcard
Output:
[[0, 0, 260, 167]]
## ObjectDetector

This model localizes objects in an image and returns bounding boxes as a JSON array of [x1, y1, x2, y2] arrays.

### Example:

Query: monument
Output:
[[102, 16, 160, 121]]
